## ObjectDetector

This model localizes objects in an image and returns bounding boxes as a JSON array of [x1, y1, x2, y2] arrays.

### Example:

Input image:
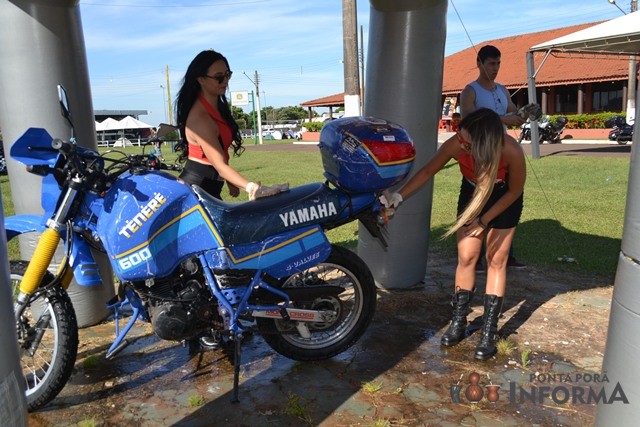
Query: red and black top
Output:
[[188, 94, 232, 162]]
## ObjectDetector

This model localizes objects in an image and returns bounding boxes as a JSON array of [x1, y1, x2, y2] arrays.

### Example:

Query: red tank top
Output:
[[455, 133, 508, 183], [188, 94, 232, 162]]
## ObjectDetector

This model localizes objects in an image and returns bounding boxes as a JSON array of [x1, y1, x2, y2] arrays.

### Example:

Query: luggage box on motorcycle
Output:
[[318, 117, 415, 192]]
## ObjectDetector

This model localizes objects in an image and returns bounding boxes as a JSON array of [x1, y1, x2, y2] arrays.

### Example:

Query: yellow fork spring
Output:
[[19, 228, 61, 294]]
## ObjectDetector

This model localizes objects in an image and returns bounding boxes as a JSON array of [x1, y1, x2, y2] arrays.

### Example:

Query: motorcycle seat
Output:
[[192, 182, 342, 245]]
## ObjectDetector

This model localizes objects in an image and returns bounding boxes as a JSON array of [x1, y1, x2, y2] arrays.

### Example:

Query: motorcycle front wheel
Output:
[[257, 245, 376, 361], [10, 260, 79, 411]]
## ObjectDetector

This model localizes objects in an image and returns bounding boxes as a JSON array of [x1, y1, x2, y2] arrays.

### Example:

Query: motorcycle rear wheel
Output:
[[257, 245, 376, 361], [10, 260, 79, 411]]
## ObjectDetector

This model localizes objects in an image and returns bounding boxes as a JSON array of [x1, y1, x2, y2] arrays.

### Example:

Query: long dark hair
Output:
[[175, 50, 243, 162], [445, 108, 505, 237]]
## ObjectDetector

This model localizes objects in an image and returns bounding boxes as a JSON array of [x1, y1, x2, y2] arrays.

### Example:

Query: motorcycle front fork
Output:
[[14, 184, 79, 315]]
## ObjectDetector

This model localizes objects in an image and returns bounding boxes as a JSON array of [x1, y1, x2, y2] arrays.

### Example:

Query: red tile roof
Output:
[[300, 92, 344, 107], [443, 21, 630, 95]]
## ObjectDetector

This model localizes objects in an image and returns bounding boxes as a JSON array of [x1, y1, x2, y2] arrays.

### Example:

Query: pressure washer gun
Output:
[[516, 103, 543, 121]]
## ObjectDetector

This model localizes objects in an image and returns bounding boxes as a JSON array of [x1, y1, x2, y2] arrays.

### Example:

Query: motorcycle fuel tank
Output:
[[96, 171, 221, 281]]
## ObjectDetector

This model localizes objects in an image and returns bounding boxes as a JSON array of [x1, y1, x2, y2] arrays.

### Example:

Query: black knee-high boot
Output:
[[441, 287, 474, 347], [475, 294, 504, 360]]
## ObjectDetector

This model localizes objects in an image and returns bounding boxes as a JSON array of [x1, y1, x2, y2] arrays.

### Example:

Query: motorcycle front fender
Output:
[[5, 215, 102, 286], [4, 214, 46, 241]]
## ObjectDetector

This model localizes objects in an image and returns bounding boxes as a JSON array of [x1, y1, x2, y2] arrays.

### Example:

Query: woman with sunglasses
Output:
[[381, 108, 526, 360], [176, 50, 285, 200]]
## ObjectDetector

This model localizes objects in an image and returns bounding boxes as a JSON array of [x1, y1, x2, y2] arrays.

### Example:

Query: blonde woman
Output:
[[381, 108, 526, 360]]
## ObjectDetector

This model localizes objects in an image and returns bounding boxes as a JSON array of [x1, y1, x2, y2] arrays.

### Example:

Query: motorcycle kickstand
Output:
[[232, 329, 241, 403]]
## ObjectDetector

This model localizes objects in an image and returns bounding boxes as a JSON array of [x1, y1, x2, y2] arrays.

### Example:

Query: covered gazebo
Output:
[[300, 93, 344, 122]]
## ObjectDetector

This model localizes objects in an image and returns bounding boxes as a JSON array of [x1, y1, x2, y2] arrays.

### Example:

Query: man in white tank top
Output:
[[459, 45, 527, 270], [460, 45, 525, 128]]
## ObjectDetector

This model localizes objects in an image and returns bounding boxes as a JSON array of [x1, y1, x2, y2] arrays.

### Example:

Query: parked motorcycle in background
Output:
[[605, 115, 634, 145], [518, 115, 568, 144]]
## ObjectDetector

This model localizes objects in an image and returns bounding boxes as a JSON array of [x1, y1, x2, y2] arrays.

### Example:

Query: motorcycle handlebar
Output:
[[51, 138, 75, 154]]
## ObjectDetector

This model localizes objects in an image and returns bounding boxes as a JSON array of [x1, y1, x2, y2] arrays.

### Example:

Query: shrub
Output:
[[549, 111, 624, 129], [302, 121, 324, 132]]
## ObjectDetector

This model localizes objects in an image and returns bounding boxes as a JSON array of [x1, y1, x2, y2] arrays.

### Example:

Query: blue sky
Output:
[[79, 0, 625, 126]]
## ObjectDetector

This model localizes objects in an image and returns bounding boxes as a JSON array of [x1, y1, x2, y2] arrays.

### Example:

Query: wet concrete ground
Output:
[[27, 250, 613, 427]]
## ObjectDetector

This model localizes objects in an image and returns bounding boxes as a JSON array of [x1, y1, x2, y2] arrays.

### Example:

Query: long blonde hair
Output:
[[444, 108, 505, 238]]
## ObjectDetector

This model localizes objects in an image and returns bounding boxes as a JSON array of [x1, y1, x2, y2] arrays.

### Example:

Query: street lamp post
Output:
[[243, 71, 263, 145], [262, 90, 269, 126], [160, 85, 167, 123], [607, 0, 626, 14]]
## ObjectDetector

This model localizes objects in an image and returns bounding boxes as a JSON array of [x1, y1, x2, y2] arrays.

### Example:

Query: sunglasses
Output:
[[456, 131, 472, 151], [204, 70, 233, 84]]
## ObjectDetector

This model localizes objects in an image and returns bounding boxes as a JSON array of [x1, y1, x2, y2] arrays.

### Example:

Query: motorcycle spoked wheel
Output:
[[10, 260, 79, 411], [256, 245, 376, 361]]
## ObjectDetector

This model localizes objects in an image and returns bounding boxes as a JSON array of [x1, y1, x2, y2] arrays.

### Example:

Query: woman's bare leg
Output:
[[455, 229, 485, 291], [484, 227, 516, 296]]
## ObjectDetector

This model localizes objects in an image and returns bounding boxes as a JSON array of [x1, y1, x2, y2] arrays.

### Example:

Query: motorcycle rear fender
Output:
[[5, 214, 102, 286], [206, 225, 332, 279]]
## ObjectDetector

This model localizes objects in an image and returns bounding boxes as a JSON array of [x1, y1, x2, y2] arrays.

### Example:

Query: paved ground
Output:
[[28, 255, 615, 427]]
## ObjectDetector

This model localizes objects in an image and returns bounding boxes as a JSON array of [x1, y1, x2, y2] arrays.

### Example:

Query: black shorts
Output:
[[179, 160, 224, 199], [457, 177, 523, 229]]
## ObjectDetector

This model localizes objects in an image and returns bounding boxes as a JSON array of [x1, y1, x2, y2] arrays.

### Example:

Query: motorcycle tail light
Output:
[[360, 140, 416, 166]]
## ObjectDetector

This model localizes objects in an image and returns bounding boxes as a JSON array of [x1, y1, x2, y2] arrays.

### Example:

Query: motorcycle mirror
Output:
[[156, 123, 178, 139], [57, 85, 74, 129]]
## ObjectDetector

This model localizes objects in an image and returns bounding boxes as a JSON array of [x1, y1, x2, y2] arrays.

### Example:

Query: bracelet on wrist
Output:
[[477, 216, 486, 229]]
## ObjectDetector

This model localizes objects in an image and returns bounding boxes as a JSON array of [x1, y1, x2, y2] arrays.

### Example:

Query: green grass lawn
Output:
[[1, 144, 629, 279]]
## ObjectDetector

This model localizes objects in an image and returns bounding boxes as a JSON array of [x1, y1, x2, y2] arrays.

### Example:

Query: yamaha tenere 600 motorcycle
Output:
[[6, 86, 415, 410]]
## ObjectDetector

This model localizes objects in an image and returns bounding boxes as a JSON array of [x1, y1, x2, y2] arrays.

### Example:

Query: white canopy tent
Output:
[[117, 115, 153, 130], [530, 10, 640, 55], [525, 10, 640, 159], [95, 117, 120, 131], [95, 116, 152, 146]]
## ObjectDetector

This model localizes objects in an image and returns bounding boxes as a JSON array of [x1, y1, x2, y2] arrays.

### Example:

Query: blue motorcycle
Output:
[[6, 86, 416, 410]]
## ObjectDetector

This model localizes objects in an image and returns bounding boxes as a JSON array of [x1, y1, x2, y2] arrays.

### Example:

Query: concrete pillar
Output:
[[358, 0, 447, 288], [0, 193, 27, 426], [0, 0, 113, 327], [578, 84, 584, 114], [596, 84, 640, 425]]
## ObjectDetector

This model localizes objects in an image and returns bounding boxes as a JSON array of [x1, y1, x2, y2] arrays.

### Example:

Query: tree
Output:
[[276, 106, 307, 121], [232, 106, 252, 130], [261, 106, 276, 124]]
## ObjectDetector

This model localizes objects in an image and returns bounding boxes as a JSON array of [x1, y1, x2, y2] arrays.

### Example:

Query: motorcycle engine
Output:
[[132, 258, 218, 341]]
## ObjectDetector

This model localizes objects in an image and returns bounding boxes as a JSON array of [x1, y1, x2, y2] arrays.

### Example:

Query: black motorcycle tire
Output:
[[617, 138, 629, 145], [10, 260, 79, 412], [257, 245, 376, 361], [517, 130, 529, 143]]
